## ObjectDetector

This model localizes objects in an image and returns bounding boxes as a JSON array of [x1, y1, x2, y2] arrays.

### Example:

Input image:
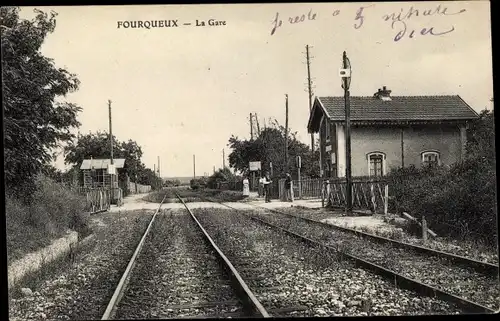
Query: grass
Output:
[[6, 174, 90, 265]]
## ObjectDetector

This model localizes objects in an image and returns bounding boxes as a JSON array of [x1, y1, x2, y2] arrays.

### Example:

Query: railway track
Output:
[[176, 194, 316, 317], [204, 199, 497, 315], [185, 199, 473, 316], [251, 204, 499, 275], [101, 194, 268, 319]]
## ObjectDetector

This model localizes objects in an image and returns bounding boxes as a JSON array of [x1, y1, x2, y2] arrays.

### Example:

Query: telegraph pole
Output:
[[306, 45, 315, 152], [255, 113, 260, 136], [342, 51, 353, 214], [108, 100, 113, 165], [108, 99, 116, 202], [193, 155, 196, 179], [250, 113, 254, 140], [285, 94, 289, 174], [222, 149, 225, 169]]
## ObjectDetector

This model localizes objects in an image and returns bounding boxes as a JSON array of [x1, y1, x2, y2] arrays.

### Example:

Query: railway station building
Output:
[[307, 86, 479, 178]]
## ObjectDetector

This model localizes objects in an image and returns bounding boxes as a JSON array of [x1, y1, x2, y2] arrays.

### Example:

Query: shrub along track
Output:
[[226, 203, 498, 313], [104, 195, 267, 319], [186, 203, 464, 317]]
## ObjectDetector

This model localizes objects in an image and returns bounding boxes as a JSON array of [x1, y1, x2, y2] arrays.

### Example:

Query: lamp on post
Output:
[[340, 51, 353, 214]]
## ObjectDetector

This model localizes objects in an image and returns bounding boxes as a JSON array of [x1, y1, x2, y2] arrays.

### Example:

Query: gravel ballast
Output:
[[251, 210, 500, 311], [8, 210, 153, 321], [277, 207, 499, 265], [114, 210, 245, 319], [192, 208, 463, 317]]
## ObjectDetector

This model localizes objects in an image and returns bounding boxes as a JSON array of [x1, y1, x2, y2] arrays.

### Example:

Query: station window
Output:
[[422, 151, 440, 167], [367, 152, 386, 177]]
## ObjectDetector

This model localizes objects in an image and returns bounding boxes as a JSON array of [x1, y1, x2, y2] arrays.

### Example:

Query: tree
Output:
[[63, 131, 164, 188], [466, 109, 495, 164], [64, 131, 144, 180], [2, 7, 82, 199], [207, 167, 238, 188], [227, 120, 320, 179]]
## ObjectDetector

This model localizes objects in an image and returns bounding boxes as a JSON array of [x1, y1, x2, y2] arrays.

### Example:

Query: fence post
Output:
[[298, 167, 302, 200], [326, 180, 331, 207], [384, 183, 389, 215], [321, 180, 325, 208], [422, 216, 428, 243]]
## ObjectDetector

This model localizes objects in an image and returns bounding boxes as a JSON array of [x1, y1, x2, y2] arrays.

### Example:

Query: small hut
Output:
[[80, 158, 126, 188]]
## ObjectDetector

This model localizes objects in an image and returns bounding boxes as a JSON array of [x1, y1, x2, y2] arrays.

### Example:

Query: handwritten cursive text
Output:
[[392, 20, 455, 42], [383, 4, 466, 23], [270, 9, 318, 35], [354, 5, 374, 29]]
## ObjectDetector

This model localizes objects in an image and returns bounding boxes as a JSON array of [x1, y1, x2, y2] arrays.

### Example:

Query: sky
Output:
[[19, 1, 493, 178]]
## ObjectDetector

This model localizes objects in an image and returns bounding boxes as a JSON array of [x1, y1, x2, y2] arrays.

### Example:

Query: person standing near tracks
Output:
[[242, 176, 250, 197], [263, 172, 272, 203], [258, 174, 265, 197]]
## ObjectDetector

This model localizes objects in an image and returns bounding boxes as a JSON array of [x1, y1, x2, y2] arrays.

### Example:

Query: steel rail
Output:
[[212, 200, 496, 314], [175, 193, 270, 318], [101, 194, 168, 320], [248, 204, 499, 276]]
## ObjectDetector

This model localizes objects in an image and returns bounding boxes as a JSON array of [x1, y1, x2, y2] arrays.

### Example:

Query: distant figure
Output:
[[258, 175, 265, 197], [242, 177, 250, 197], [264, 172, 272, 203], [285, 173, 294, 202]]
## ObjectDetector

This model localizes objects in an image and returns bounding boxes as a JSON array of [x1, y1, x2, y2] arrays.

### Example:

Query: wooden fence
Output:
[[75, 187, 123, 212], [277, 178, 323, 200], [324, 177, 389, 214], [127, 181, 152, 194], [274, 176, 389, 214]]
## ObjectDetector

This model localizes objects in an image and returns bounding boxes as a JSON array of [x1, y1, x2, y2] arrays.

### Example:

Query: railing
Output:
[[75, 187, 124, 212], [298, 179, 323, 199], [127, 182, 152, 194], [277, 178, 323, 200], [79, 187, 111, 213], [323, 177, 389, 214]]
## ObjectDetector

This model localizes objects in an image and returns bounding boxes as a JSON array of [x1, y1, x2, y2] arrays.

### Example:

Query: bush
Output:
[[387, 158, 497, 246], [6, 174, 90, 263], [190, 177, 208, 190]]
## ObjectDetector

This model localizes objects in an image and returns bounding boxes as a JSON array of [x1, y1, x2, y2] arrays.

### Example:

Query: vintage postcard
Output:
[[3, 1, 497, 320]]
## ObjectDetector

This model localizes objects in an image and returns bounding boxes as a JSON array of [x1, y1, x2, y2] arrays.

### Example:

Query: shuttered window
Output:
[[369, 155, 384, 177]]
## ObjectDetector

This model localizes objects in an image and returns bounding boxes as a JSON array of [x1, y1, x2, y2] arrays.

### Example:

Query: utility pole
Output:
[[342, 51, 353, 214], [222, 148, 225, 169], [306, 45, 315, 153], [108, 100, 113, 165], [250, 113, 254, 140], [108, 99, 116, 203], [193, 155, 196, 179], [255, 113, 260, 136], [157, 156, 160, 177], [285, 94, 289, 174]]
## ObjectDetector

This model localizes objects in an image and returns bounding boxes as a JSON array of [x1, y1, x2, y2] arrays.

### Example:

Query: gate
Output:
[[323, 177, 389, 214]]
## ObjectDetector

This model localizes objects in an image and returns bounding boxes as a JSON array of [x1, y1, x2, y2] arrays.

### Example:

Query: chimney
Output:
[[374, 86, 392, 100]]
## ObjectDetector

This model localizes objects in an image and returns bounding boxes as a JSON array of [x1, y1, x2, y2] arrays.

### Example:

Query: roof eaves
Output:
[[456, 95, 480, 119], [307, 98, 322, 133], [317, 97, 332, 119]]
